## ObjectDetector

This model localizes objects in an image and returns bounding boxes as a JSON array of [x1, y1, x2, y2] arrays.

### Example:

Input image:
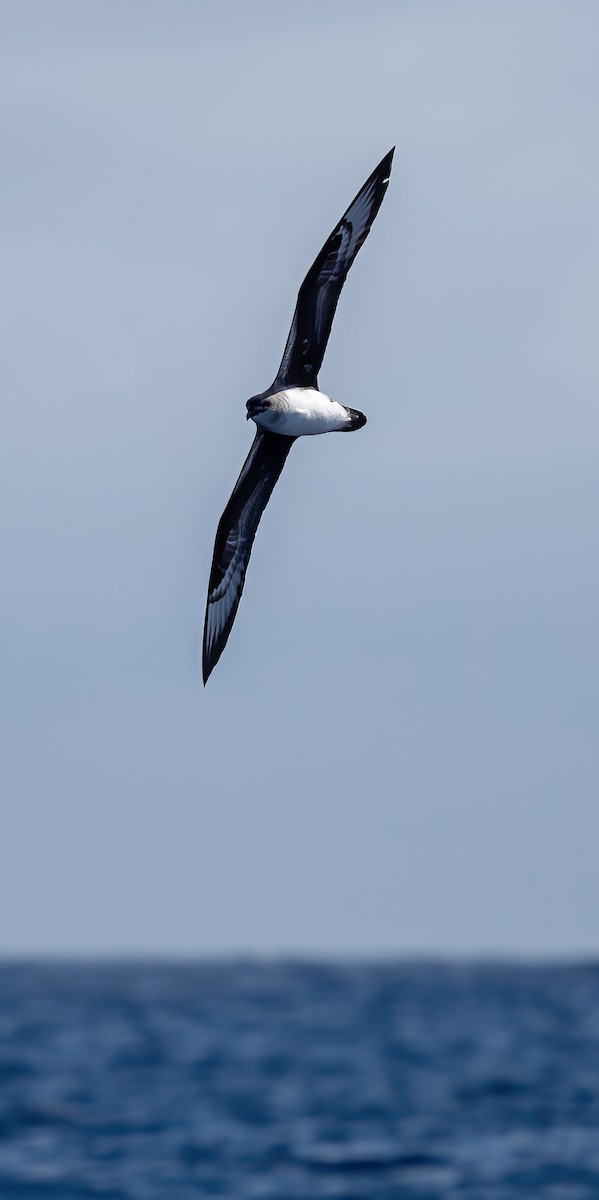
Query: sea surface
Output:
[[1, 961, 599, 1198]]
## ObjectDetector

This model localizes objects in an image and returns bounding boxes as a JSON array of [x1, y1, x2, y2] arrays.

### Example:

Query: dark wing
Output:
[[203, 431, 295, 683], [274, 147, 394, 390]]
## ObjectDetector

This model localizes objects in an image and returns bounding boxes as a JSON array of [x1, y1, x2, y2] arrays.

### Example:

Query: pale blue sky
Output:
[[1, 0, 598, 954]]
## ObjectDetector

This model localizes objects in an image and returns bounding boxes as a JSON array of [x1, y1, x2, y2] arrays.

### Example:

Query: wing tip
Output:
[[202, 631, 218, 685], [202, 649, 211, 686], [378, 146, 395, 180], [203, 653, 218, 686], [202, 615, 216, 685]]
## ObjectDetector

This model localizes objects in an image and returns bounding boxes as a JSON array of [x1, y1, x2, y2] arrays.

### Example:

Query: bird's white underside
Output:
[[252, 387, 351, 436]]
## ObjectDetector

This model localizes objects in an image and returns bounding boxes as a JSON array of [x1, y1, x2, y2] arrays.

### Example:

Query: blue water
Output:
[[1, 962, 599, 1198]]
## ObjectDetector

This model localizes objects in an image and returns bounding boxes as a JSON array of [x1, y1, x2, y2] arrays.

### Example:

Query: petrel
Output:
[[203, 148, 394, 683]]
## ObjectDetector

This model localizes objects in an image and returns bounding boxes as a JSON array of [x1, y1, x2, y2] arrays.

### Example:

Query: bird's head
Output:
[[246, 395, 271, 421]]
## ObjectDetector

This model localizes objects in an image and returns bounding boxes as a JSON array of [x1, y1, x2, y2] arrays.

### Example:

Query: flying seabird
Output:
[[203, 147, 394, 683]]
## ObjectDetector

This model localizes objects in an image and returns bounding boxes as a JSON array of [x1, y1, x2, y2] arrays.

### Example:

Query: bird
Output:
[[202, 147, 394, 684]]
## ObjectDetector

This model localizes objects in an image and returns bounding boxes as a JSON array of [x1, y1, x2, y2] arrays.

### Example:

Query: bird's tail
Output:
[[342, 407, 367, 431]]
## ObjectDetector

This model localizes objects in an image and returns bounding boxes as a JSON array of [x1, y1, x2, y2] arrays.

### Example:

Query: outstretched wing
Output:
[[274, 147, 394, 390], [203, 431, 295, 683]]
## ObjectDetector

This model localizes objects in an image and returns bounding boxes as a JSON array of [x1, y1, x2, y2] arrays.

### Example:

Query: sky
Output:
[[1, 0, 598, 956]]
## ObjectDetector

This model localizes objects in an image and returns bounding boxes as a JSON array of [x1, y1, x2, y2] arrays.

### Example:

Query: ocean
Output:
[[0, 961, 598, 1198]]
